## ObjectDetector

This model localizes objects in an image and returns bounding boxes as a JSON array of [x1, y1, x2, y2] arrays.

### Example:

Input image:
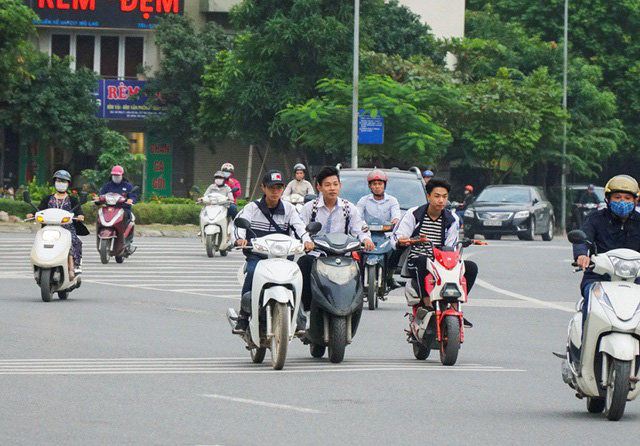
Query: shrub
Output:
[[0, 198, 32, 217], [81, 202, 200, 225]]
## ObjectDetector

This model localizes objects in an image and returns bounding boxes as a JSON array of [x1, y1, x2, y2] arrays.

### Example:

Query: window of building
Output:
[[100, 36, 119, 79], [124, 37, 144, 79], [51, 34, 70, 59], [75, 35, 95, 70]]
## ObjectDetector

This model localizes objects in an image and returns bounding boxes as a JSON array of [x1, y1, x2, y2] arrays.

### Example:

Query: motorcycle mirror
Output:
[[234, 217, 252, 230], [79, 191, 88, 205], [191, 186, 201, 195], [23, 190, 31, 203], [306, 221, 322, 235], [567, 229, 588, 244], [230, 187, 239, 193], [304, 194, 317, 204], [131, 185, 140, 194]]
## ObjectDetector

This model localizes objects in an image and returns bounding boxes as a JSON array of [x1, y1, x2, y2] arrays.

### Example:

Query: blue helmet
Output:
[[422, 170, 434, 178]]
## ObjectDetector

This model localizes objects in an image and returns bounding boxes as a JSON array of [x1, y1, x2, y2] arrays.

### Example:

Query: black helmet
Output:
[[53, 170, 71, 182]]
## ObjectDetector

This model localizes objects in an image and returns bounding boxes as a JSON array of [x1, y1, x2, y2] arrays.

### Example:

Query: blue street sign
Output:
[[358, 111, 384, 145]]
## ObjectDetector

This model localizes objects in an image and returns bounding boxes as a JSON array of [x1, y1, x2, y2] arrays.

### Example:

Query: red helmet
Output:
[[465, 185, 474, 192], [111, 165, 124, 175], [367, 169, 388, 183]]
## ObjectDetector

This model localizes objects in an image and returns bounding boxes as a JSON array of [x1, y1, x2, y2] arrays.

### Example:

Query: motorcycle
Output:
[[23, 190, 87, 302], [557, 229, 640, 421], [199, 191, 233, 258], [403, 237, 486, 365], [226, 218, 308, 370], [94, 187, 138, 264], [301, 228, 364, 363], [283, 193, 305, 212], [572, 202, 602, 230], [361, 220, 394, 310]]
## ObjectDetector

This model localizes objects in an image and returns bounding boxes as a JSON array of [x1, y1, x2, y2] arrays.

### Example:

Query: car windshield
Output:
[[476, 187, 531, 203], [339, 173, 426, 210]]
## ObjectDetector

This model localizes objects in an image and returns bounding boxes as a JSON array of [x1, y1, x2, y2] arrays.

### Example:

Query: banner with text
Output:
[[144, 135, 172, 198], [95, 80, 163, 120]]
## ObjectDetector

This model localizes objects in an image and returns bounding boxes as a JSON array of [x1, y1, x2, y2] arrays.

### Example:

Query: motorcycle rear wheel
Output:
[[586, 397, 605, 413], [58, 290, 69, 300], [40, 269, 52, 302], [250, 347, 266, 364], [310, 343, 326, 358], [328, 316, 348, 364], [367, 265, 378, 311], [604, 358, 631, 421], [270, 303, 289, 370], [99, 239, 110, 264], [440, 315, 461, 366], [115, 255, 124, 264], [413, 340, 430, 360]]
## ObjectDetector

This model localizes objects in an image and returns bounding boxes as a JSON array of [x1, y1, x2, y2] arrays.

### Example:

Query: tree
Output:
[[278, 75, 454, 165], [143, 15, 231, 150]]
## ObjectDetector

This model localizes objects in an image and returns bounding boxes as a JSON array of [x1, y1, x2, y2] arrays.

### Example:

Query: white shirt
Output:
[[356, 193, 401, 223], [300, 196, 371, 242], [231, 198, 311, 244], [283, 179, 315, 198], [203, 183, 234, 202]]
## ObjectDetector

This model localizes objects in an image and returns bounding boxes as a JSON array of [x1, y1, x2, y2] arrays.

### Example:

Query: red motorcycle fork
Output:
[[435, 303, 465, 344]]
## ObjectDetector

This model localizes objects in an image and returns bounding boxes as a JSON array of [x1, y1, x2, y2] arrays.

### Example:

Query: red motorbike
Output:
[[403, 237, 485, 365], [95, 191, 137, 264]]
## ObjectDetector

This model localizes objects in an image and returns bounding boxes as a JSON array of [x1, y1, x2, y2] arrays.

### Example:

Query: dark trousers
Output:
[[408, 256, 478, 300], [298, 254, 316, 311], [387, 247, 404, 278]]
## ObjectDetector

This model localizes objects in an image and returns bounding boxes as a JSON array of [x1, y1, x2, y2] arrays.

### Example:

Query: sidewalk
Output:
[[0, 221, 199, 238]]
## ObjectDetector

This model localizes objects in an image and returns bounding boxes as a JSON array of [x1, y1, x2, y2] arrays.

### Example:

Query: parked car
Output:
[[338, 167, 427, 212], [463, 185, 555, 241]]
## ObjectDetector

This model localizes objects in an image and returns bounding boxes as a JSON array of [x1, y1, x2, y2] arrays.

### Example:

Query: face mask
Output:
[[609, 199, 635, 218], [215, 178, 225, 186], [55, 181, 68, 193], [112, 175, 122, 184], [223, 172, 231, 179]]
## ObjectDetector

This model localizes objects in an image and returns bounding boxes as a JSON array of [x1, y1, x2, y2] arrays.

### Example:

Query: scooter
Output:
[[302, 228, 364, 363], [23, 190, 87, 302], [558, 229, 640, 421], [572, 202, 602, 230], [403, 237, 485, 365], [94, 187, 138, 264], [226, 218, 307, 370], [283, 193, 305, 212], [361, 220, 394, 310], [199, 191, 232, 258]]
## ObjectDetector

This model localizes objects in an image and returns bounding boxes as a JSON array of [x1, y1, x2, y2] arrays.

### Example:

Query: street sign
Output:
[[358, 111, 384, 145], [145, 135, 173, 199], [94, 80, 163, 120]]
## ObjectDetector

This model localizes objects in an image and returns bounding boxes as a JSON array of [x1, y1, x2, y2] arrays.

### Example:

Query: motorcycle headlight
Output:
[[592, 284, 614, 310], [463, 209, 474, 218], [253, 239, 268, 253], [42, 230, 60, 241], [316, 260, 358, 285], [610, 257, 640, 279], [267, 240, 291, 257], [514, 210, 530, 219]]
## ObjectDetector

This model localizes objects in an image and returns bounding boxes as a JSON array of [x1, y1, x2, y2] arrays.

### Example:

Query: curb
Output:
[[0, 222, 200, 238]]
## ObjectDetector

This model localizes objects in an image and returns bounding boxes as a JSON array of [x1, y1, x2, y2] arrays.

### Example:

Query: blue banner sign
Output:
[[95, 80, 163, 120], [358, 111, 384, 145]]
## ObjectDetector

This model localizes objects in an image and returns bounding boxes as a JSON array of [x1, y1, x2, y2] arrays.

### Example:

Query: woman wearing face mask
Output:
[[199, 171, 238, 218], [26, 170, 88, 280], [97, 165, 138, 227]]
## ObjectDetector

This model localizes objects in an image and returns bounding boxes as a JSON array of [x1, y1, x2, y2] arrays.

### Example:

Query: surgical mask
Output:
[[214, 178, 225, 186], [54, 181, 68, 193], [223, 172, 231, 179], [609, 199, 635, 218], [112, 175, 122, 184]]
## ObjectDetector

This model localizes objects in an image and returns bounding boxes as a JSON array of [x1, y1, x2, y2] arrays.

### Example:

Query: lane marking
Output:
[[475, 278, 573, 313], [201, 394, 324, 413]]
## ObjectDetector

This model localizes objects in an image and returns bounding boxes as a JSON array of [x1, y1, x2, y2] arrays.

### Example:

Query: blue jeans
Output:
[[241, 254, 261, 296]]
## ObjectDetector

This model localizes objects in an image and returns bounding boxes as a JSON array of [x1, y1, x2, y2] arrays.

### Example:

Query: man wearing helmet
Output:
[[574, 176, 640, 310], [284, 163, 314, 198], [579, 184, 601, 205], [422, 170, 434, 184], [98, 166, 138, 241], [221, 163, 242, 205], [199, 171, 238, 218]]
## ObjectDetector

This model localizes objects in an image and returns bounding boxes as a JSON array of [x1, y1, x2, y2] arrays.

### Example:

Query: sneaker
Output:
[[387, 278, 401, 290], [232, 317, 249, 334], [74, 267, 83, 275]]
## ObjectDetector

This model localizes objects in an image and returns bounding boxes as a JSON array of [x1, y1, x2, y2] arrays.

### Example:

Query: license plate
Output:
[[483, 220, 502, 227]]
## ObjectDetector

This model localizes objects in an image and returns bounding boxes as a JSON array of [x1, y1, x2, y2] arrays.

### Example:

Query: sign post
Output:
[[358, 111, 384, 145], [144, 135, 173, 199]]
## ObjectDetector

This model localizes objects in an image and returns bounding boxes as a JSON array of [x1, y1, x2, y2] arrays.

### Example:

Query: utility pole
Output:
[[350, 0, 360, 168], [561, 0, 569, 233]]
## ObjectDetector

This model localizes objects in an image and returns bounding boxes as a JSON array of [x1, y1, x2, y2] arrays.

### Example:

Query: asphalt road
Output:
[[0, 233, 638, 445]]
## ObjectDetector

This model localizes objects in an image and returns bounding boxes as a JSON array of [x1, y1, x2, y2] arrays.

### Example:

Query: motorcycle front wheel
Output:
[[99, 239, 110, 264], [367, 265, 378, 311], [440, 315, 461, 366], [328, 316, 348, 363], [205, 234, 216, 258], [39, 269, 52, 302], [604, 358, 631, 421], [270, 303, 289, 370]]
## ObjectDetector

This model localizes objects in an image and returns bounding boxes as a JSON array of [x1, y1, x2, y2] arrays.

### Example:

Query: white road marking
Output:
[[475, 278, 574, 313], [201, 394, 324, 414]]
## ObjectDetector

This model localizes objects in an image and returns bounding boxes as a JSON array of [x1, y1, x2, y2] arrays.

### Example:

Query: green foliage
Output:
[[0, 198, 32, 217], [279, 75, 454, 165], [81, 130, 145, 190], [80, 202, 200, 225], [24, 178, 55, 203], [143, 15, 231, 149]]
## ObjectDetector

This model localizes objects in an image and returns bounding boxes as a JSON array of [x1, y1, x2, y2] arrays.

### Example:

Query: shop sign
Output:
[[26, 0, 184, 29], [145, 135, 172, 198], [95, 80, 163, 120], [18, 143, 47, 185]]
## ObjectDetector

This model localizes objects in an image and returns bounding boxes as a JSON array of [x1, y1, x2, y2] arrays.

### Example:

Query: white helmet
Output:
[[294, 163, 306, 172], [221, 163, 234, 173]]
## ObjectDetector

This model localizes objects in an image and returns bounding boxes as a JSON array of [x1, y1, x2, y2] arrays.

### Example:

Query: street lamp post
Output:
[[561, 0, 568, 233], [351, 0, 360, 169]]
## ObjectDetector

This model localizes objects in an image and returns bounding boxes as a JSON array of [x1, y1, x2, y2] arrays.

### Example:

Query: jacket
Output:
[[225, 177, 242, 203], [100, 179, 138, 209]]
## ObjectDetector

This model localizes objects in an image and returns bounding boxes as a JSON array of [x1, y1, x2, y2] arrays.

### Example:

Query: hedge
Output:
[[0, 199, 33, 218]]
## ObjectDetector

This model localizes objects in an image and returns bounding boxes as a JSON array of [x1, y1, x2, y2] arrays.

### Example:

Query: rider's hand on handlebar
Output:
[[26, 213, 34, 219], [304, 241, 315, 252], [77, 215, 85, 222], [397, 236, 410, 247], [236, 239, 248, 248], [197, 197, 203, 203], [126, 199, 133, 205], [363, 239, 375, 251], [576, 255, 591, 270]]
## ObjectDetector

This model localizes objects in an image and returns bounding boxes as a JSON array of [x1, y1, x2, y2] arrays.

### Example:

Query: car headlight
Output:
[[42, 230, 60, 242], [514, 210, 530, 219], [610, 257, 640, 279], [316, 260, 358, 285], [463, 209, 474, 218]]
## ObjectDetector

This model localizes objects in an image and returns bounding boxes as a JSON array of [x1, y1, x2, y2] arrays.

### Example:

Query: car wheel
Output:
[[523, 217, 535, 241], [542, 216, 554, 241]]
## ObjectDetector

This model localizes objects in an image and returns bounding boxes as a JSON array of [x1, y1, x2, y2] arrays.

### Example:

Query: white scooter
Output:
[[199, 192, 232, 258], [24, 191, 87, 302], [559, 229, 640, 420], [226, 218, 306, 370], [283, 193, 305, 212]]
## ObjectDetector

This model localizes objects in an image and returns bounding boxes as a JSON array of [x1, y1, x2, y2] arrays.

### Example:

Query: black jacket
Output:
[[573, 208, 640, 289], [38, 194, 89, 236]]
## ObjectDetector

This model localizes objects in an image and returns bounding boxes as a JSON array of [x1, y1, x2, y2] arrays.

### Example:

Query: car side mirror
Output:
[[567, 229, 588, 244], [23, 190, 31, 204], [306, 222, 322, 235], [304, 194, 317, 204], [235, 217, 251, 230], [532, 198, 539, 204]]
